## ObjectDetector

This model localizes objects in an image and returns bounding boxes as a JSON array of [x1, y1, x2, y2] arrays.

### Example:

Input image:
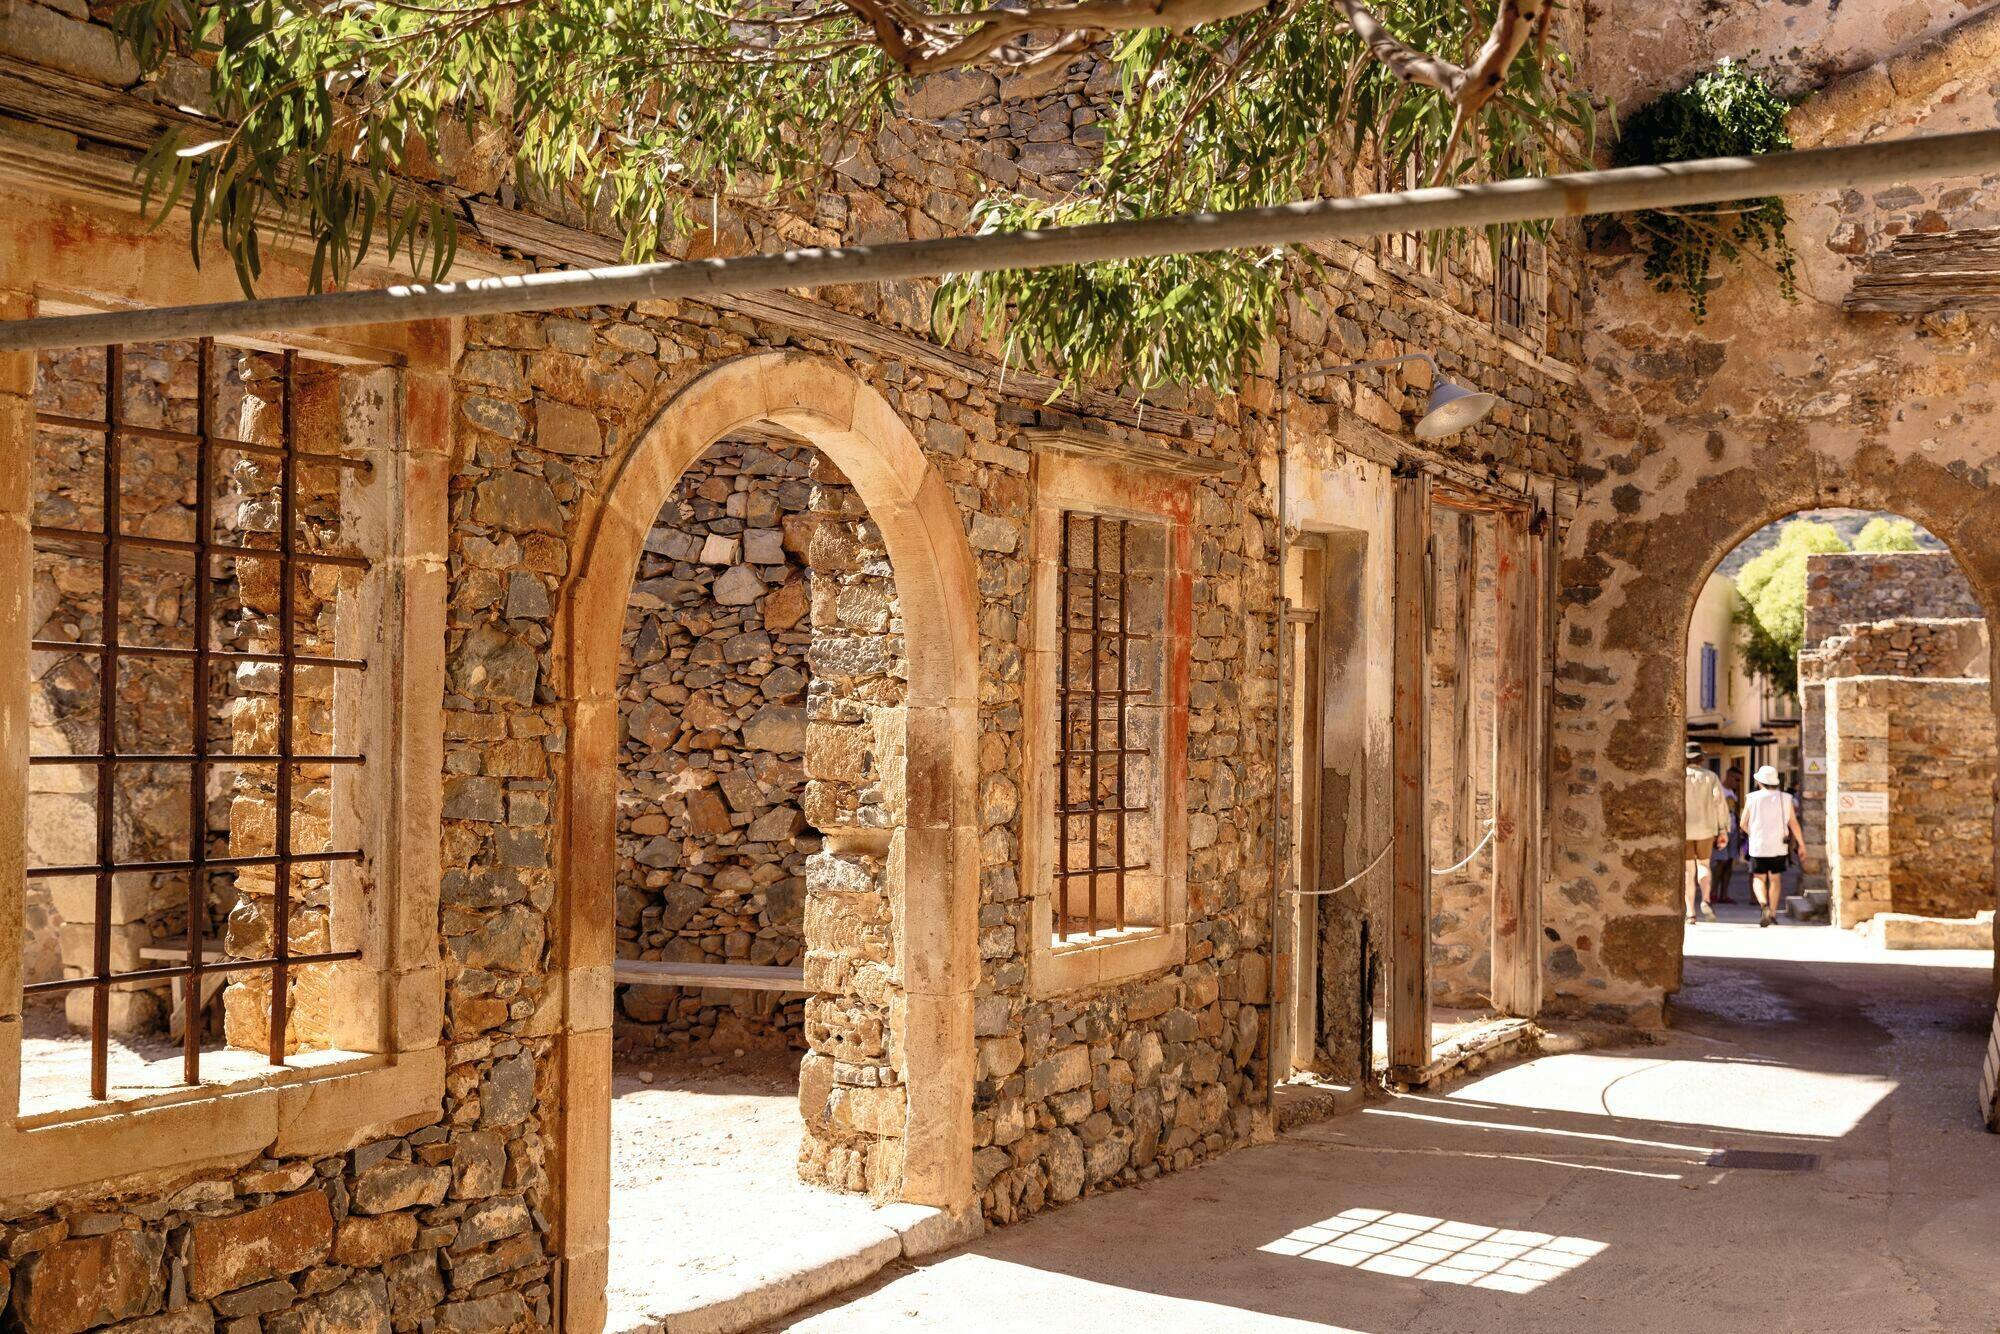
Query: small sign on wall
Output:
[[1836, 791, 1889, 817], [1805, 757, 1827, 775]]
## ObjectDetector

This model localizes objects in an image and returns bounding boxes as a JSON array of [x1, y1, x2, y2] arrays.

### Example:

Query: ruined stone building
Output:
[[1798, 550, 1996, 927], [2, 2, 1999, 1333]]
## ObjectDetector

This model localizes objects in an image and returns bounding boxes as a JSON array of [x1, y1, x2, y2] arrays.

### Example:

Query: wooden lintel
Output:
[[1846, 226, 2000, 313], [612, 960, 808, 993], [1022, 427, 1237, 479], [1388, 474, 1432, 1078]]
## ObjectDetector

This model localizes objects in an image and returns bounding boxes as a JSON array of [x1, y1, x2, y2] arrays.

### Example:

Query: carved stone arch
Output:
[[1574, 441, 2000, 1010], [550, 350, 979, 1332]]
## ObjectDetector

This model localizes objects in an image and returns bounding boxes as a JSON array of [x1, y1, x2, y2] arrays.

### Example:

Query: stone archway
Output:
[[550, 351, 980, 1332], [1554, 445, 2000, 1019]]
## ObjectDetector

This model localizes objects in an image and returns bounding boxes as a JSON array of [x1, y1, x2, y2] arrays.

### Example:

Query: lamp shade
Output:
[[1414, 379, 1498, 439]]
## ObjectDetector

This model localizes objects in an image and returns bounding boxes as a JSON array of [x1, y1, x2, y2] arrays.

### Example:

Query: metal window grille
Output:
[[1494, 229, 1543, 337], [24, 340, 368, 1100], [1055, 512, 1156, 940], [1376, 152, 1432, 273]]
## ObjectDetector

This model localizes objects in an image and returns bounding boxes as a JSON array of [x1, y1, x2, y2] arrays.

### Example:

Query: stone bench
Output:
[[612, 960, 808, 992]]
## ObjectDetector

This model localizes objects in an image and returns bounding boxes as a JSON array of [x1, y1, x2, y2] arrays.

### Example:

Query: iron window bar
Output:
[[30, 753, 364, 765], [29, 641, 368, 670], [25, 338, 371, 1100], [32, 525, 370, 570], [1054, 512, 1155, 941]]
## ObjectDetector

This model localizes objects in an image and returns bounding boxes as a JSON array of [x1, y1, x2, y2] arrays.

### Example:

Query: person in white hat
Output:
[[1741, 764, 1807, 927]]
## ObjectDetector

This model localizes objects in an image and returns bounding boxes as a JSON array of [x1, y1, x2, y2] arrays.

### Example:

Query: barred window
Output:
[[1494, 229, 1547, 342], [1053, 512, 1169, 940], [23, 339, 379, 1108], [1375, 151, 1436, 275]]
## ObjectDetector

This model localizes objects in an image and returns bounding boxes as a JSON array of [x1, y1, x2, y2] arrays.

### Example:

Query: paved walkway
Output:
[[774, 917, 2000, 1332]]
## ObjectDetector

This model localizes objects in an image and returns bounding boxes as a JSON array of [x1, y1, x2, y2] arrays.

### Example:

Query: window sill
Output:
[[1, 1045, 442, 1199], [1030, 924, 1186, 998], [18, 1045, 379, 1128]]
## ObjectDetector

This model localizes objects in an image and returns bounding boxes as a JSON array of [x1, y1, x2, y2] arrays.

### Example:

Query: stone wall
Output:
[[1549, 0, 2000, 1020], [1803, 552, 1984, 651], [1800, 616, 1984, 896], [1824, 675, 1996, 926], [612, 439, 827, 1055], [2, 5, 1593, 1326]]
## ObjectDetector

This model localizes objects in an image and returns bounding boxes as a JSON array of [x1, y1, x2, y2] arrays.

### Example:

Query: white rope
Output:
[[1286, 834, 1397, 896], [1431, 820, 1499, 876], [1282, 818, 1499, 896]]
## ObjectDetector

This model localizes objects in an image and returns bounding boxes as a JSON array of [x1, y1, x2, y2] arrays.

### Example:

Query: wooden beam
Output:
[[1846, 226, 2000, 313], [1451, 513, 1478, 863], [612, 960, 807, 992], [1490, 501, 1545, 1017], [1389, 473, 1432, 1079]]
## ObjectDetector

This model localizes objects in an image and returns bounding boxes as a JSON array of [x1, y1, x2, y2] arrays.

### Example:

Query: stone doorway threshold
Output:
[[606, 1051, 980, 1334], [1370, 1008, 1538, 1089]]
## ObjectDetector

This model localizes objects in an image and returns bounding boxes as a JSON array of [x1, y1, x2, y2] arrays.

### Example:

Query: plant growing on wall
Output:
[[1732, 518, 1847, 697], [111, 0, 1596, 392], [1614, 59, 1796, 320]]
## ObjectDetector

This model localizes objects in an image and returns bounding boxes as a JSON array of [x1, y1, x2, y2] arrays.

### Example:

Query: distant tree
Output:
[[1853, 516, 1922, 553], [1731, 518, 1848, 696]]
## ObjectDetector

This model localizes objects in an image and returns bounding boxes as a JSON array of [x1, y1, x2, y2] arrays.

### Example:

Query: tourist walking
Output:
[[1710, 772, 1741, 904], [1684, 743, 1728, 924], [1742, 764, 1809, 927]]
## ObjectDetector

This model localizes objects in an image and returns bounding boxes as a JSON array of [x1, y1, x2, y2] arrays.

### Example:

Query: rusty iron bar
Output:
[[1057, 513, 1071, 937], [25, 340, 374, 1098], [30, 640, 368, 670], [24, 949, 363, 995], [186, 335, 213, 1084], [26, 849, 364, 879], [271, 349, 298, 1068], [35, 409, 371, 472], [30, 752, 365, 765], [1088, 514, 1101, 938], [13, 129, 2000, 351], [1114, 519, 1129, 932], [89, 343, 121, 1101], [31, 521, 371, 570]]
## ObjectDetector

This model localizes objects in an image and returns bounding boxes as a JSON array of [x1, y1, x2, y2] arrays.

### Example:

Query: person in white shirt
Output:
[[1741, 764, 1808, 927], [1683, 743, 1728, 924]]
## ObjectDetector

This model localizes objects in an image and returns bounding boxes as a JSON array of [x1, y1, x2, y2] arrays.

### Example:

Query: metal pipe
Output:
[[4, 129, 1999, 351]]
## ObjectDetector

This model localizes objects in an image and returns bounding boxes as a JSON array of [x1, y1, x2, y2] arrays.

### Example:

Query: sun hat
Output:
[[1685, 742, 1706, 760], [1754, 764, 1781, 787]]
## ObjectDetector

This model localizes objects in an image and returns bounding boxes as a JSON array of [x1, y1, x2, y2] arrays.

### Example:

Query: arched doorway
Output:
[[1550, 447, 2000, 1020], [551, 352, 980, 1331]]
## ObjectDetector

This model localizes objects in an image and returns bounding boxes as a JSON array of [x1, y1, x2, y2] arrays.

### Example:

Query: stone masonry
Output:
[[1824, 675, 1996, 926], [612, 439, 830, 1054], [1797, 550, 1992, 914]]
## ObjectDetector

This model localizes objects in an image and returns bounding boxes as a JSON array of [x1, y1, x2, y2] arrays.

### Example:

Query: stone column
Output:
[[1824, 677, 1892, 928], [796, 456, 910, 1197]]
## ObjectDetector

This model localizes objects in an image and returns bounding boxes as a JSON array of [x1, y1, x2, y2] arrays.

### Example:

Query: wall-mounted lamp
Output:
[[1285, 351, 1498, 440]]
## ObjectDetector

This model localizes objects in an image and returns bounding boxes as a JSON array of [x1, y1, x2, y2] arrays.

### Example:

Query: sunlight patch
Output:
[[1259, 1208, 1606, 1293]]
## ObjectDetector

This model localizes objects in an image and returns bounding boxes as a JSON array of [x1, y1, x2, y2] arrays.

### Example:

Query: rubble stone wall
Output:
[[1804, 552, 1984, 650], [1824, 676, 1996, 926], [3, 7, 1590, 1329], [1551, 0, 2000, 1020], [611, 439, 830, 1055]]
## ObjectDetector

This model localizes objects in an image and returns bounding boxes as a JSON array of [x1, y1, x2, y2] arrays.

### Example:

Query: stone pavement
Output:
[[767, 916, 2000, 1332]]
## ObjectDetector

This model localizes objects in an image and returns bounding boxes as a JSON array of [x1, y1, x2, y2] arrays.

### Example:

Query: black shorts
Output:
[[1750, 854, 1789, 875]]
